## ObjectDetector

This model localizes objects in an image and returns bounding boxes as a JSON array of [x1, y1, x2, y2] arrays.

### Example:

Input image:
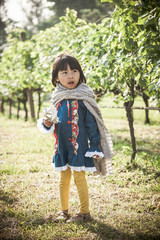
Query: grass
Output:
[[0, 96, 160, 240]]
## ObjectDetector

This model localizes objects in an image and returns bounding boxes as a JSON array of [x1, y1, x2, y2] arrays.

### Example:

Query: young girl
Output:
[[38, 53, 113, 222]]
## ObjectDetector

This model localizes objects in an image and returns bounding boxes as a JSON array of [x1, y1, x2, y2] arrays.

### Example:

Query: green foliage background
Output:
[[0, 1, 159, 106]]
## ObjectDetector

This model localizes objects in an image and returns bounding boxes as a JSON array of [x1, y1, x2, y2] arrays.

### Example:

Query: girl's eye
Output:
[[73, 69, 78, 73]]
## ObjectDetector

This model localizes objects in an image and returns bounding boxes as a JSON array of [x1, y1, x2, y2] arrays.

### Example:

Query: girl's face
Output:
[[56, 64, 80, 89]]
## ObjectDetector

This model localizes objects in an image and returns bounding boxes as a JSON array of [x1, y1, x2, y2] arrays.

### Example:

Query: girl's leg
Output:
[[73, 170, 89, 214], [59, 167, 72, 211]]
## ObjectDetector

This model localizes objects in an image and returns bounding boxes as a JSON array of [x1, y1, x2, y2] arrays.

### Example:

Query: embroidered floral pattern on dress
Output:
[[69, 100, 79, 155], [53, 102, 61, 154], [53, 125, 58, 154]]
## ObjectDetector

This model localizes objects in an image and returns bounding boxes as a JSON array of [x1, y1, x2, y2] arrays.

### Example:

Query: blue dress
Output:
[[52, 99, 102, 172]]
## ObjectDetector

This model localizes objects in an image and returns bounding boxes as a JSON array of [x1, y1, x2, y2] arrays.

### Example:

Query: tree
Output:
[[0, 0, 7, 56], [100, 0, 160, 161], [19, 0, 54, 34], [47, 0, 114, 23], [0, 29, 36, 120]]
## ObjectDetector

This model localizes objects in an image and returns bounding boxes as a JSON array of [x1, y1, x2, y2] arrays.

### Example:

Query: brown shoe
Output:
[[67, 212, 91, 223], [55, 211, 70, 223]]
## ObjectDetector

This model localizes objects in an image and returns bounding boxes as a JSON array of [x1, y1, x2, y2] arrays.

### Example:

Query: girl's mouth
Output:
[[68, 81, 74, 85]]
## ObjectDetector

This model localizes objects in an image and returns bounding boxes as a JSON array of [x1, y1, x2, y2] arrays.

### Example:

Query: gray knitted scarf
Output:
[[51, 83, 113, 176]]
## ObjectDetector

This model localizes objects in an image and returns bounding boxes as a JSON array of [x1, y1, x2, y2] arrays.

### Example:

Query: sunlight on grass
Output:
[[0, 97, 160, 239]]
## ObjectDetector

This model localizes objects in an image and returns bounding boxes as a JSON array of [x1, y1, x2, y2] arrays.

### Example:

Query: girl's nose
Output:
[[68, 72, 73, 79]]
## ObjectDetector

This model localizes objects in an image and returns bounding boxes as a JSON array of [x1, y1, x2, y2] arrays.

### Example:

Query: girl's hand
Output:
[[94, 155, 101, 159], [93, 155, 103, 161], [43, 119, 53, 128]]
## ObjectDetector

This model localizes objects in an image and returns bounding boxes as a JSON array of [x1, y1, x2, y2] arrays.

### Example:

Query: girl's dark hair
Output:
[[52, 53, 86, 86]]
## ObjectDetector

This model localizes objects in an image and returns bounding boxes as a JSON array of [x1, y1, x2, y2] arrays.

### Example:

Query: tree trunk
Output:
[[94, 88, 107, 102], [124, 101, 137, 162], [21, 32, 26, 42], [37, 90, 41, 119], [9, 98, 12, 119], [23, 89, 28, 121], [142, 92, 150, 124], [17, 98, 20, 119], [0, 98, 5, 114], [23, 100, 28, 122], [27, 88, 35, 121]]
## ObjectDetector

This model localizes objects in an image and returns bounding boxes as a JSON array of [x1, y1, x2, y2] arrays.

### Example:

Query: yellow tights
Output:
[[59, 167, 89, 214]]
